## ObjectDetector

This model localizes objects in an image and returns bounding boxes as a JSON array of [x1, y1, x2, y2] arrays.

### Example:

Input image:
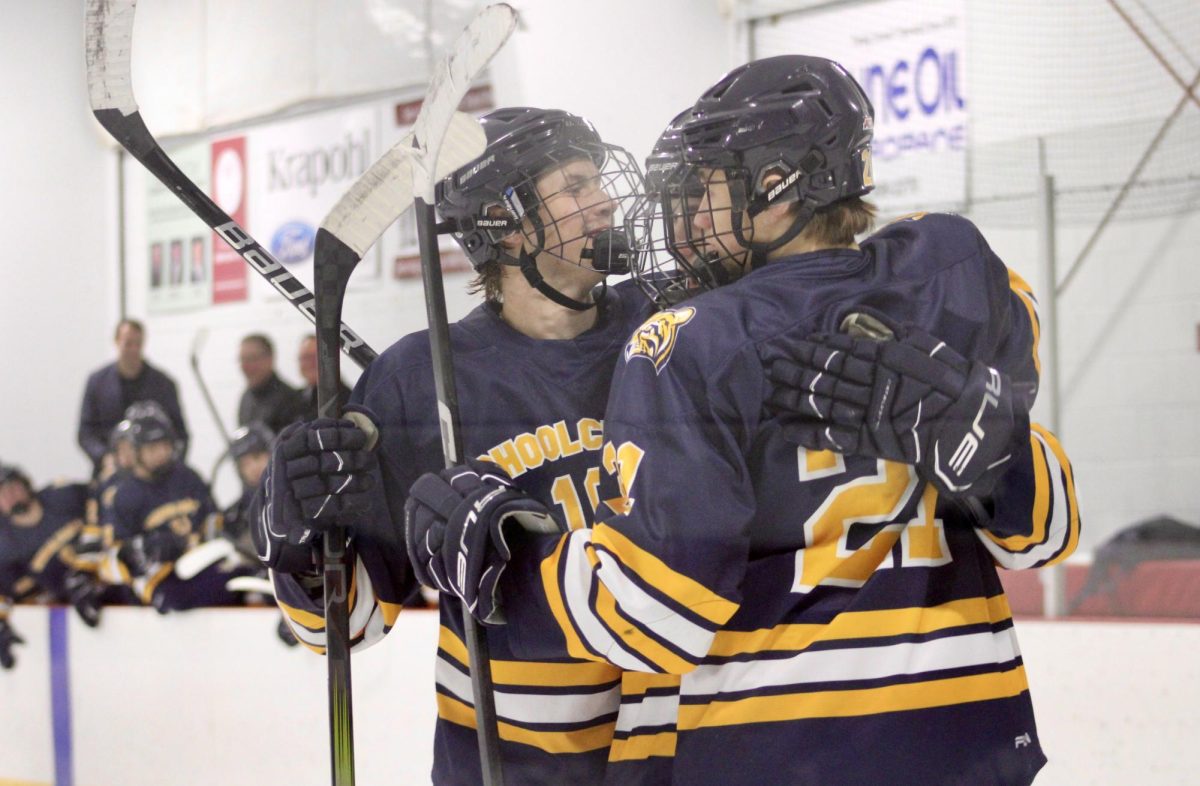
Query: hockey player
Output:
[[251, 107, 652, 784], [98, 412, 227, 611], [404, 57, 1080, 786], [223, 423, 274, 556], [0, 463, 98, 669]]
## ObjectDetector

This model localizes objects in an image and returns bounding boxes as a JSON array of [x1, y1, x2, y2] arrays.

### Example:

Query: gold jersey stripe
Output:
[[590, 523, 739, 626], [708, 595, 1012, 658], [138, 563, 175, 604], [1008, 269, 1042, 376], [678, 665, 1030, 729], [439, 626, 621, 687], [1031, 424, 1081, 566], [437, 693, 616, 754], [379, 600, 403, 628], [608, 730, 678, 762], [278, 599, 325, 632], [541, 533, 598, 662], [144, 499, 201, 531], [30, 521, 82, 572]]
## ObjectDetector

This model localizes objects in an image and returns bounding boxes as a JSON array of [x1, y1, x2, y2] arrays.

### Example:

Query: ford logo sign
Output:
[[270, 221, 316, 264]]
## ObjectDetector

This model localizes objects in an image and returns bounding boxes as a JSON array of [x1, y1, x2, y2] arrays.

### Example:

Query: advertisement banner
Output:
[[210, 135, 249, 304], [243, 104, 382, 300], [384, 85, 494, 280], [146, 142, 212, 313], [752, 0, 967, 212]]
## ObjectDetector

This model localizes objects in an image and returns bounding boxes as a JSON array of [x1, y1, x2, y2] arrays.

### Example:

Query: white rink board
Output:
[[2, 609, 1198, 785]]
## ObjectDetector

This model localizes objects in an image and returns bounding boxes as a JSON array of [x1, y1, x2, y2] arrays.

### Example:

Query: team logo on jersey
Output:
[[624, 307, 695, 374]]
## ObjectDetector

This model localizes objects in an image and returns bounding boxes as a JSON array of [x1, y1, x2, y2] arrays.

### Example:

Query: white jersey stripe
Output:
[[682, 628, 1022, 698], [435, 655, 619, 726]]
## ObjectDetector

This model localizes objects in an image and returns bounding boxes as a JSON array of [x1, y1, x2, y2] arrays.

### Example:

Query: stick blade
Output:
[[413, 4, 518, 198], [321, 112, 484, 257], [86, 0, 139, 116]]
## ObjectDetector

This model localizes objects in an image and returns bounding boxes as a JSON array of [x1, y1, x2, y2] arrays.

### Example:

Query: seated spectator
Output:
[[297, 334, 351, 420], [77, 319, 189, 475], [237, 334, 305, 434]]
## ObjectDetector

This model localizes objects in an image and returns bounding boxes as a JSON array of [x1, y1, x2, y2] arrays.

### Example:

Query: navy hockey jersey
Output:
[[98, 462, 217, 605], [504, 214, 1080, 785], [269, 281, 655, 785], [0, 483, 89, 610]]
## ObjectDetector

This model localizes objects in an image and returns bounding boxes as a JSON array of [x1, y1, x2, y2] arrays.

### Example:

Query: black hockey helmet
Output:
[[676, 55, 875, 270], [109, 418, 135, 450], [230, 422, 275, 461], [128, 414, 177, 449], [435, 107, 643, 310], [0, 462, 31, 492]]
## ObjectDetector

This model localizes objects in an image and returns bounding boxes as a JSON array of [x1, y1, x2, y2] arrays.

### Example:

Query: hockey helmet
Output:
[[435, 107, 643, 309]]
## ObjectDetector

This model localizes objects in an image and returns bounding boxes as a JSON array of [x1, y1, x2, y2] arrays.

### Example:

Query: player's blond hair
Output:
[[802, 196, 877, 247]]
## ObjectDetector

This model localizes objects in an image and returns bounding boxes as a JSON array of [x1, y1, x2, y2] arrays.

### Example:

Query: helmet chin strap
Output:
[[511, 248, 597, 311], [499, 210, 599, 312], [737, 200, 816, 270]]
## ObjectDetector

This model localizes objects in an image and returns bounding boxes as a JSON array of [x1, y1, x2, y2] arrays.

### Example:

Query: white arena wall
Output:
[[1, 607, 1198, 785]]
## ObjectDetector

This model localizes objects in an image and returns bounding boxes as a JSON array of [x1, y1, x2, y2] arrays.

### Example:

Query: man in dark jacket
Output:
[[77, 319, 188, 475], [236, 334, 305, 434]]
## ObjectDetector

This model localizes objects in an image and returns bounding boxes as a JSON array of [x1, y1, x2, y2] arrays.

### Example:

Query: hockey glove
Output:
[[0, 618, 23, 670], [65, 569, 103, 628], [405, 459, 559, 625], [252, 408, 379, 574], [766, 314, 1024, 497]]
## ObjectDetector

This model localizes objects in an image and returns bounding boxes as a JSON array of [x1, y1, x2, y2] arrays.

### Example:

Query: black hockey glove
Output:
[[766, 313, 1025, 497], [252, 408, 379, 574], [65, 569, 103, 629], [0, 618, 23, 670], [405, 459, 559, 625]]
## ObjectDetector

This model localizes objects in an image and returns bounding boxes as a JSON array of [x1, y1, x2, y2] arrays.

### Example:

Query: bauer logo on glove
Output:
[[765, 310, 1027, 498]]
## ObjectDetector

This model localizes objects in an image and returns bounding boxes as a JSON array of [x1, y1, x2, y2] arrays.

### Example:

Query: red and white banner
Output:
[[210, 135, 249, 304]]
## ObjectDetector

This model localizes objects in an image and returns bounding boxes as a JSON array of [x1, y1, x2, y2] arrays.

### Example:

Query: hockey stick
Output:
[[405, 7, 517, 785], [313, 110, 483, 786], [189, 329, 232, 446], [85, 0, 376, 370], [189, 328, 237, 486]]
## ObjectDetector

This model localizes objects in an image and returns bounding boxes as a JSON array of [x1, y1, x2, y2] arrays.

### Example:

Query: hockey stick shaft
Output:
[[405, 6, 517, 784], [85, 0, 376, 370], [311, 97, 488, 786], [189, 329, 233, 446], [314, 231, 360, 786], [415, 200, 505, 785]]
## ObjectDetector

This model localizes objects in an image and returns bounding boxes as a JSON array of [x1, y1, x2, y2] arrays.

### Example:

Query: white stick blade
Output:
[[321, 138, 418, 257], [321, 112, 485, 256], [86, 0, 139, 115], [174, 538, 237, 580], [413, 4, 518, 200]]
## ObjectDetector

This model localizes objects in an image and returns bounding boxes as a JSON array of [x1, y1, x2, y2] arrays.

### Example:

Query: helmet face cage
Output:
[[488, 140, 643, 275], [438, 109, 643, 277], [630, 161, 756, 307]]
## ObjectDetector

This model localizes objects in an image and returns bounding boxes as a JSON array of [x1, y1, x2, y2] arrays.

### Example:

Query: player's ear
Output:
[[488, 204, 524, 251], [756, 171, 798, 226]]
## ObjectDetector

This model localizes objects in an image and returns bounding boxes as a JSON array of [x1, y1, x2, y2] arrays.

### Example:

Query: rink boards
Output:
[[1, 606, 1198, 785]]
